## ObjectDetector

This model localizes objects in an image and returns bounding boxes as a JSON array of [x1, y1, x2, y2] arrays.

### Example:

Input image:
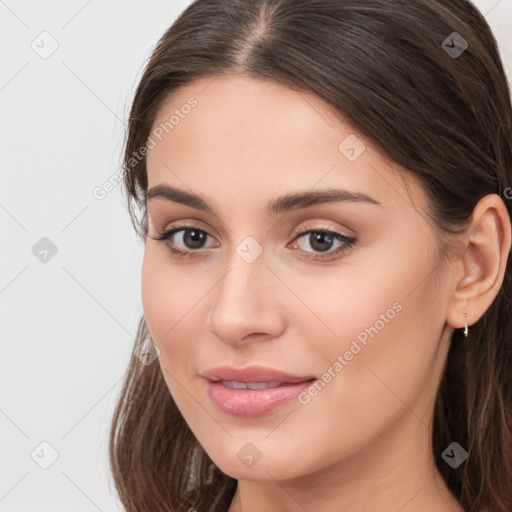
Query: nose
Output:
[[206, 247, 286, 347]]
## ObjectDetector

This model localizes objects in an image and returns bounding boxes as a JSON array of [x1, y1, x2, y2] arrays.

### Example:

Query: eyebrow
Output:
[[146, 184, 383, 215]]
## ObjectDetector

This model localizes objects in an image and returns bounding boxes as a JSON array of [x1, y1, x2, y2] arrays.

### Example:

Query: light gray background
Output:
[[1, 1, 511, 510]]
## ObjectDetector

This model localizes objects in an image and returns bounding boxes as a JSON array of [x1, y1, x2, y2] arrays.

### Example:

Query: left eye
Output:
[[292, 229, 354, 254]]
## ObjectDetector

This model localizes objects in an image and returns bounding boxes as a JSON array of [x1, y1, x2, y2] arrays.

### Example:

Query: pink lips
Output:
[[201, 365, 316, 417]]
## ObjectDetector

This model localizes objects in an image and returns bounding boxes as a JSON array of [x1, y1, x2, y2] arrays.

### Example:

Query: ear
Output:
[[446, 193, 512, 330]]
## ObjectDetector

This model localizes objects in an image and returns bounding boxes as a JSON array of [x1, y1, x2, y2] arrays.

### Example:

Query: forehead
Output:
[[145, 75, 429, 217], [148, 75, 343, 166]]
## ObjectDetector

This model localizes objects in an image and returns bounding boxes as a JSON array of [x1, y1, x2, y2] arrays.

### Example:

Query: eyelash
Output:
[[149, 223, 357, 261]]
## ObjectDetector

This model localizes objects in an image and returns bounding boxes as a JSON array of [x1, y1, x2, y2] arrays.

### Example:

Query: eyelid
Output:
[[150, 223, 218, 245], [291, 221, 354, 239], [161, 218, 215, 234]]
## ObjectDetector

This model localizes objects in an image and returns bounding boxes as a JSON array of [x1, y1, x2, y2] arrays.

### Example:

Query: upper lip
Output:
[[201, 365, 316, 384]]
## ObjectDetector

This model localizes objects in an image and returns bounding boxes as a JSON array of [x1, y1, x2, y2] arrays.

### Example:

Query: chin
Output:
[[203, 443, 310, 482]]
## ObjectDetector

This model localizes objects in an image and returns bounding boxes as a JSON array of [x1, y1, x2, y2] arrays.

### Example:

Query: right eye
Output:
[[150, 225, 218, 259]]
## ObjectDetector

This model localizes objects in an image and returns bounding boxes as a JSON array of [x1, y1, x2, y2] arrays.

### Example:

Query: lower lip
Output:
[[205, 379, 314, 417]]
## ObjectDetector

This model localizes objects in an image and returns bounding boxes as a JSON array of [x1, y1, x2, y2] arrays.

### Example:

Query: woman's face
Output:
[[142, 75, 456, 482]]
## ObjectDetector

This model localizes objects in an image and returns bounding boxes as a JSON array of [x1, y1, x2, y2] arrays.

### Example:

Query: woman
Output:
[[109, 1, 512, 510]]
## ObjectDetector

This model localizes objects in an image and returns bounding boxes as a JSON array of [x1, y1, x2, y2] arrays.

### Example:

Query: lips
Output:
[[201, 365, 316, 417], [201, 365, 315, 385], [219, 380, 284, 390]]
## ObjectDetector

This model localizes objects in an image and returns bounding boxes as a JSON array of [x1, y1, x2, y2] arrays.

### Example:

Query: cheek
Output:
[[269, 267, 443, 477], [141, 248, 166, 340], [141, 247, 209, 375], [141, 249, 189, 358], [293, 242, 438, 385], [276, 261, 410, 365], [307, 258, 443, 428], [140, 252, 220, 448]]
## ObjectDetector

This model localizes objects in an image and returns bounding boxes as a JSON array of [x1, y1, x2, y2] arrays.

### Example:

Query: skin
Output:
[[141, 75, 510, 512]]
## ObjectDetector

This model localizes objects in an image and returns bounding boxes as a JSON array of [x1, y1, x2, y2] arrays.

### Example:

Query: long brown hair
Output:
[[109, 1, 512, 510]]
